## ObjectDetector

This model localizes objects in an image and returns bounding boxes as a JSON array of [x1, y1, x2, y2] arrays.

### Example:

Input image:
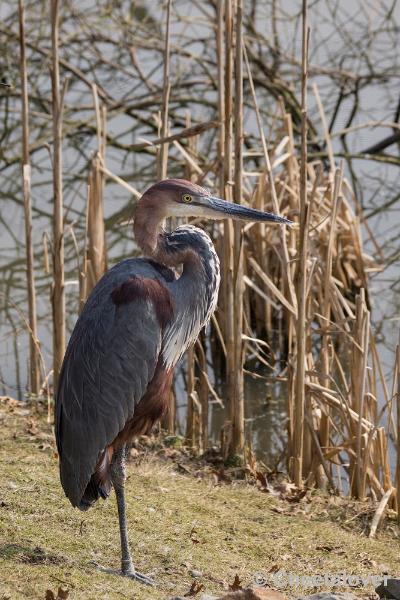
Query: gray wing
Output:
[[55, 259, 164, 507]]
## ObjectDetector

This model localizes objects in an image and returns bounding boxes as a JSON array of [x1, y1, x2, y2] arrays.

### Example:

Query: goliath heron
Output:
[[55, 178, 291, 585]]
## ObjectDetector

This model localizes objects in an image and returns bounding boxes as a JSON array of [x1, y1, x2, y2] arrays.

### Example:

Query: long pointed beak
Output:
[[206, 196, 292, 225]]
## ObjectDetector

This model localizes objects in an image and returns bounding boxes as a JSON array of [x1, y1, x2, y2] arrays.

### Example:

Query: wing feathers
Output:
[[56, 263, 170, 507]]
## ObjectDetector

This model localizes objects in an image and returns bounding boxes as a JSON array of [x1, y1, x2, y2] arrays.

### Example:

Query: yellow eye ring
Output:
[[182, 193, 192, 203]]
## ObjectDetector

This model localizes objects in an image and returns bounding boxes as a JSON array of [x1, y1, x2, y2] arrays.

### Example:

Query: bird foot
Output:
[[122, 568, 154, 586], [91, 561, 155, 586]]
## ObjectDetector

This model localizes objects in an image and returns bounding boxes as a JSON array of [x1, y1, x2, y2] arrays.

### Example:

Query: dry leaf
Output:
[[229, 574, 243, 591], [284, 489, 308, 503], [268, 564, 280, 573], [184, 581, 204, 597]]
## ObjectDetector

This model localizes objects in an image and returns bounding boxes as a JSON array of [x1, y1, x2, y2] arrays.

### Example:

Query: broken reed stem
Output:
[[292, 0, 309, 488], [19, 0, 41, 395], [369, 488, 393, 538], [87, 86, 107, 289], [231, 0, 245, 456], [51, 0, 65, 393], [157, 0, 171, 181]]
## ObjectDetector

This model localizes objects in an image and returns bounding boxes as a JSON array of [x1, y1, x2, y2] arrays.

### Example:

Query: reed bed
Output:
[[5, 0, 398, 517]]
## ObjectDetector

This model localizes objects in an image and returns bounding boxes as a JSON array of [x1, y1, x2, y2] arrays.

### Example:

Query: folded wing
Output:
[[55, 265, 165, 507]]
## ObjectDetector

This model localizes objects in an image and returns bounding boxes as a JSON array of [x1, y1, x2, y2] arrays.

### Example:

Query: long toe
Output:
[[92, 562, 155, 586], [123, 569, 155, 586]]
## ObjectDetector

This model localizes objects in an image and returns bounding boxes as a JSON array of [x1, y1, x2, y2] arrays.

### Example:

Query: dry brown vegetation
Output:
[[1, 0, 399, 530]]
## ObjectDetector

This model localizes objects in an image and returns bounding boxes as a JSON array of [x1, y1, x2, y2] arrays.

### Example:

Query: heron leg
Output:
[[110, 445, 154, 586]]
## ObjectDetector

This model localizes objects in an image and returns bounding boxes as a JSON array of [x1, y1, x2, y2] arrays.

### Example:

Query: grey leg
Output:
[[111, 446, 132, 572], [109, 445, 154, 586]]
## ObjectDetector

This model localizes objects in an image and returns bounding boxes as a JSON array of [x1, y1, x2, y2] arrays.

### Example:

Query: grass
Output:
[[0, 398, 398, 600]]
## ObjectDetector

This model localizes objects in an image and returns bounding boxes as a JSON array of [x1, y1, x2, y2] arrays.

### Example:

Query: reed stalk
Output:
[[216, 0, 225, 195], [292, 0, 309, 487], [222, 0, 236, 455], [184, 115, 200, 445], [348, 289, 370, 497], [197, 336, 209, 452], [85, 87, 108, 298], [186, 345, 195, 445], [157, 0, 171, 181], [50, 0, 65, 392], [167, 387, 176, 434], [18, 0, 41, 395], [230, 0, 245, 456]]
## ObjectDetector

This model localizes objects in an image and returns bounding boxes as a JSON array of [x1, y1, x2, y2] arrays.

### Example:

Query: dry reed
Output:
[[292, 0, 309, 487], [157, 0, 172, 181], [50, 0, 65, 391], [81, 86, 108, 303], [18, 0, 41, 394], [232, 0, 245, 456]]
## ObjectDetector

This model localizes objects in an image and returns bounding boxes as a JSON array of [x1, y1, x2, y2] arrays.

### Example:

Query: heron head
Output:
[[139, 178, 292, 225]]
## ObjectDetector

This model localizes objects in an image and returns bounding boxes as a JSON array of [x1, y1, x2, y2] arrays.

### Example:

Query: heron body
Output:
[[55, 178, 290, 584], [56, 225, 220, 509]]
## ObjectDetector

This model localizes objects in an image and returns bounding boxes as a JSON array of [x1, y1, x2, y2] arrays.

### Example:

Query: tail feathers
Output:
[[78, 447, 113, 511]]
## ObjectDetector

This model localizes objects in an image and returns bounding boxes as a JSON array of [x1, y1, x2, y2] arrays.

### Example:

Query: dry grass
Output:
[[0, 398, 399, 600]]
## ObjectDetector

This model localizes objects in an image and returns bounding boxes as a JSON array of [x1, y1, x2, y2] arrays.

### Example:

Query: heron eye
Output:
[[182, 193, 192, 203]]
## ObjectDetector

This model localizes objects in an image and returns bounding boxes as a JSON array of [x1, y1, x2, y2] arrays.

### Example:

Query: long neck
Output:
[[133, 197, 166, 257], [162, 226, 220, 305], [157, 225, 221, 369], [134, 202, 212, 273], [133, 198, 220, 330]]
